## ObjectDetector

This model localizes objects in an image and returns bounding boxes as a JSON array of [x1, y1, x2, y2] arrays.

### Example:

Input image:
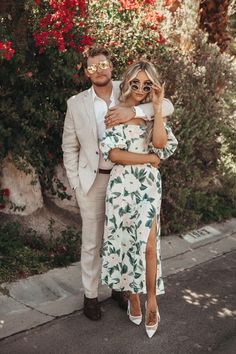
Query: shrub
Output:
[[88, 0, 165, 78], [88, 0, 236, 234], [0, 221, 81, 283], [154, 21, 236, 233], [0, 0, 89, 195]]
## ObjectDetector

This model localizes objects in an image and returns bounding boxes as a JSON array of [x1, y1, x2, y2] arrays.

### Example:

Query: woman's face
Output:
[[129, 70, 152, 103]]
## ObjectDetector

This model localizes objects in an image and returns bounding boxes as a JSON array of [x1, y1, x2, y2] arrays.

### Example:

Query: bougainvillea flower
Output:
[[0, 41, 15, 61], [33, 0, 91, 52], [2, 189, 10, 197]]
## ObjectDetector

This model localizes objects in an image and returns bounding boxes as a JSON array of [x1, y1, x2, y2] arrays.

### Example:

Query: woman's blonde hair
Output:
[[119, 60, 162, 143], [119, 60, 161, 103]]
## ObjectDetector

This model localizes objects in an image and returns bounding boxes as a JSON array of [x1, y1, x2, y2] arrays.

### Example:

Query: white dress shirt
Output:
[[91, 86, 115, 170], [91, 85, 146, 170]]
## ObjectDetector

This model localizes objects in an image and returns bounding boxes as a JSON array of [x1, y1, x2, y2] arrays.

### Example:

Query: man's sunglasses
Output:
[[86, 60, 110, 74], [130, 80, 153, 93]]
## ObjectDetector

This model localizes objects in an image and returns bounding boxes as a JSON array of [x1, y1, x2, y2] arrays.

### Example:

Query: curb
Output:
[[0, 218, 236, 340]]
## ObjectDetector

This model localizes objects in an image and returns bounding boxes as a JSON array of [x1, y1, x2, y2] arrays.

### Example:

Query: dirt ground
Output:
[[0, 198, 81, 239]]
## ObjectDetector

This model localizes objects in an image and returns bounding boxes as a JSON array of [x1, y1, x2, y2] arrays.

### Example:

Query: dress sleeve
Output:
[[99, 126, 127, 161], [148, 123, 178, 160]]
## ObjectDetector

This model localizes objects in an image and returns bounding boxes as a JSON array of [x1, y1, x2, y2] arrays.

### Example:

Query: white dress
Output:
[[100, 123, 178, 294]]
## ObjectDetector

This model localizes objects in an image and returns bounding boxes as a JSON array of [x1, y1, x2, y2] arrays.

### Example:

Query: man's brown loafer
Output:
[[83, 296, 101, 321], [111, 290, 128, 311]]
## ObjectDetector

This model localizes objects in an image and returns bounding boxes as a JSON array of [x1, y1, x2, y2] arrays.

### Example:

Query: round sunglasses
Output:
[[130, 80, 153, 93]]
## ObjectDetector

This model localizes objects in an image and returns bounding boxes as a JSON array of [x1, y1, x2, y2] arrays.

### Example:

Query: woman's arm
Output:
[[151, 84, 168, 149], [150, 124, 178, 160], [109, 148, 160, 168]]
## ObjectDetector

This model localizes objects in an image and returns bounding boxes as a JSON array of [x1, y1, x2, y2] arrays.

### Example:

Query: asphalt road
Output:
[[0, 251, 235, 354]]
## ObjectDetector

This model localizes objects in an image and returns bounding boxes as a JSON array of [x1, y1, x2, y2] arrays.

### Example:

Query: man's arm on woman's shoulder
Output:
[[104, 99, 174, 128], [137, 98, 174, 120]]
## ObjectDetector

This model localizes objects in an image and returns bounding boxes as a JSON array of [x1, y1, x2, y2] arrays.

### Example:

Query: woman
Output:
[[100, 61, 178, 338]]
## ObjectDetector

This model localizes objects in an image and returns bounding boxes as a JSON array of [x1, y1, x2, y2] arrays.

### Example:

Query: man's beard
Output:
[[92, 77, 112, 87]]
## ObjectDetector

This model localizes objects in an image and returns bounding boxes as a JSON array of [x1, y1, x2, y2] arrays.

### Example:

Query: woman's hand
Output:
[[152, 82, 165, 113], [149, 154, 160, 168]]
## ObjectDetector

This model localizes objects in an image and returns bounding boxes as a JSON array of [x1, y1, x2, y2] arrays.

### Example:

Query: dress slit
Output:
[[144, 217, 158, 296]]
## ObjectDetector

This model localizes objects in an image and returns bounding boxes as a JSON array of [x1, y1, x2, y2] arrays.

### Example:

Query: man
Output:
[[62, 47, 174, 321]]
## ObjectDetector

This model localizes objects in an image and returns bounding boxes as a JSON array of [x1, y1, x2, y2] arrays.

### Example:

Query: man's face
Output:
[[85, 54, 113, 87]]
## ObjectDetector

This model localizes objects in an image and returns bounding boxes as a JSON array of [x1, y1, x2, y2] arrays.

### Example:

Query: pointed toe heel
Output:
[[127, 300, 142, 325], [145, 301, 160, 338]]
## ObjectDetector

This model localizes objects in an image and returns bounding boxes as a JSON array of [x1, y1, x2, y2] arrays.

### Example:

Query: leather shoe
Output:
[[83, 296, 101, 321], [111, 290, 128, 311]]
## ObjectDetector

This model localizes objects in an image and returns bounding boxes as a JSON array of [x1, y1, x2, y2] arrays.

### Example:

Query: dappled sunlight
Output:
[[217, 308, 236, 319], [0, 320, 4, 329], [182, 289, 220, 307], [182, 288, 236, 318]]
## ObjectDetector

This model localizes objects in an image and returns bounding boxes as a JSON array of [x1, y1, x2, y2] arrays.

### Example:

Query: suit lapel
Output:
[[81, 82, 120, 141], [82, 89, 98, 141]]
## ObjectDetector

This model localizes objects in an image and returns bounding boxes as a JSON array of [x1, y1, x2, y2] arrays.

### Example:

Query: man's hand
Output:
[[105, 106, 135, 128]]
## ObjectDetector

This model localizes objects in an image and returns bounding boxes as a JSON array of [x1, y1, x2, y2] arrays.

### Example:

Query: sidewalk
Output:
[[0, 218, 236, 340]]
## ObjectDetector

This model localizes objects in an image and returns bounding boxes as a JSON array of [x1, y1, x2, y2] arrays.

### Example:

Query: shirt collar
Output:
[[90, 85, 114, 102]]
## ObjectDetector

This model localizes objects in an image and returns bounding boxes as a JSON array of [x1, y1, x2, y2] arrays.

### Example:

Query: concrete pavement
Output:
[[0, 247, 235, 354], [0, 218, 236, 341]]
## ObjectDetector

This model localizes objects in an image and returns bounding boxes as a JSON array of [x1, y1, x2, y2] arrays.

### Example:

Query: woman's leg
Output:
[[129, 293, 141, 316], [146, 219, 158, 325]]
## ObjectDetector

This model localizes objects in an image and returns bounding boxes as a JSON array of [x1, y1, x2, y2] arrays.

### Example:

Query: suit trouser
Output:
[[75, 173, 110, 298]]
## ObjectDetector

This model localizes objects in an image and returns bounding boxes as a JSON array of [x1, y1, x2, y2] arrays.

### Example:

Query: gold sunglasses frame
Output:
[[87, 60, 110, 74]]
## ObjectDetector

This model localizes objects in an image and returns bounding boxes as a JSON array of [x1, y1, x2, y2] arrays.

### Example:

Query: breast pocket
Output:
[[79, 159, 87, 168]]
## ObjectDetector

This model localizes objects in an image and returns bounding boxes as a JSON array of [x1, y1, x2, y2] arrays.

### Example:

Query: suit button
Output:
[[96, 151, 99, 155], [94, 170, 96, 173]]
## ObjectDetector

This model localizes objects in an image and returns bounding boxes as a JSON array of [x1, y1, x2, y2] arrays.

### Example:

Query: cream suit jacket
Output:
[[62, 81, 174, 195]]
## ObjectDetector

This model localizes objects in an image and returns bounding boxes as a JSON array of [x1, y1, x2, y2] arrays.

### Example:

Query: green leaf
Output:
[[121, 264, 128, 274]]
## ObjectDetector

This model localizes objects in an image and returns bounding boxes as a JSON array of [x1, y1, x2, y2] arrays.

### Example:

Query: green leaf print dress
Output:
[[100, 123, 178, 295]]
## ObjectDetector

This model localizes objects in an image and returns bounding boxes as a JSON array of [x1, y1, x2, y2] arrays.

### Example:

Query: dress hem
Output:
[[102, 282, 165, 296]]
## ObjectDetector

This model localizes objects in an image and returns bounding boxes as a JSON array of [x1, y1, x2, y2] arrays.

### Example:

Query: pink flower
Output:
[[26, 71, 33, 78], [2, 189, 10, 197], [80, 35, 93, 46], [156, 33, 165, 44], [119, 0, 139, 10], [110, 40, 120, 46], [0, 41, 15, 61], [33, 0, 89, 52]]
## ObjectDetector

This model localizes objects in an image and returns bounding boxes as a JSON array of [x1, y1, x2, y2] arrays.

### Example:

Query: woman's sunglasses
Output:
[[130, 80, 153, 93]]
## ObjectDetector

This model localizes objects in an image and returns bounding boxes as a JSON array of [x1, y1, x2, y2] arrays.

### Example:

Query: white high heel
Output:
[[127, 300, 142, 325], [145, 301, 160, 338]]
